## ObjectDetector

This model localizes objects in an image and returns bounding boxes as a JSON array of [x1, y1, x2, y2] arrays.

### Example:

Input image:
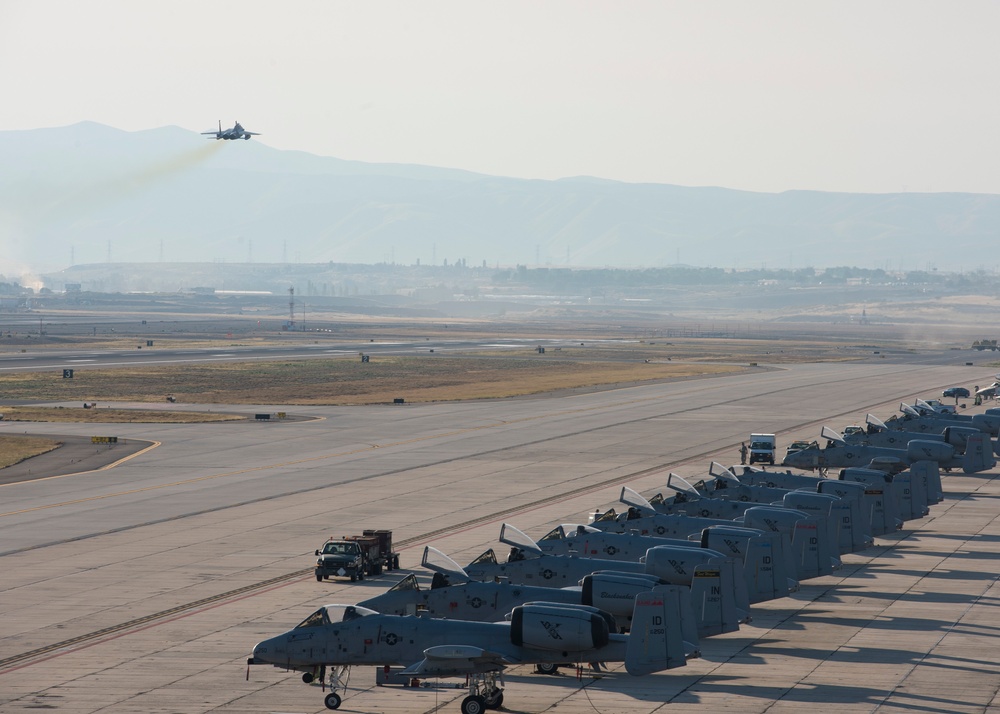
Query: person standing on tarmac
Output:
[[740, 442, 748, 465]]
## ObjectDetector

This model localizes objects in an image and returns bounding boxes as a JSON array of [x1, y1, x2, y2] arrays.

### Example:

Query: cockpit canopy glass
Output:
[[470, 549, 498, 565], [387, 573, 422, 592], [295, 605, 377, 629]]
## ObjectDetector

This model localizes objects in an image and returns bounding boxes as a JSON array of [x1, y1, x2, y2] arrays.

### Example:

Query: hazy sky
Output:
[[3, 1, 999, 194]]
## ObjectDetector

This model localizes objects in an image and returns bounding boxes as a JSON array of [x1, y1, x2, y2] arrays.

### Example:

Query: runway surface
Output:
[[0, 359, 998, 713]]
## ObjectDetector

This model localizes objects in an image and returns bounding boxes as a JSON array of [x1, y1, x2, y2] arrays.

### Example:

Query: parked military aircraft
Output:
[[248, 593, 693, 713], [358, 546, 720, 654], [897, 402, 1000, 436], [855, 414, 996, 455], [201, 120, 260, 140], [781, 426, 993, 474]]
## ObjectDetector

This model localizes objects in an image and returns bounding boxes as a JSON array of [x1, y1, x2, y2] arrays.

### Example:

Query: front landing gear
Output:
[[322, 665, 350, 710], [462, 671, 504, 713]]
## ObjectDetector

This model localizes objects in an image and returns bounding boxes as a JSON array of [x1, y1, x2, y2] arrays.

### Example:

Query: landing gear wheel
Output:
[[302, 672, 314, 684], [393, 555, 400, 569], [315, 572, 322, 582], [535, 662, 559, 675], [358, 570, 365, 581], [461, 695, 486, 714], [484, 688, 504, 709], [324, 692, 342, 710], [349, 574, 356, 582]]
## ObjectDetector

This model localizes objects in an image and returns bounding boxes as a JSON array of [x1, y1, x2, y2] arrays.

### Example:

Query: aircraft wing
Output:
[[399, 645, 515, 676]]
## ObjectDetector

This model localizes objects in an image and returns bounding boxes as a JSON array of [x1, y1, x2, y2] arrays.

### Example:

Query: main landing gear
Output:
[[461, 670, 504, 714]]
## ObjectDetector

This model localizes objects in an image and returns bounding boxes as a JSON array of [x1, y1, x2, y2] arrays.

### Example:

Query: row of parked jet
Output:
[[782, 399, 1000, 473], [248, 398, 992, 714]]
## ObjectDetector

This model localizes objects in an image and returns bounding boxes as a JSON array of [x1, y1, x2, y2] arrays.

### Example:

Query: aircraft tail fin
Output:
[[624, 590, 693, 675], [909, 460, 943, 503], [689, 561, 746, 636], [962, 433, 996, 473]]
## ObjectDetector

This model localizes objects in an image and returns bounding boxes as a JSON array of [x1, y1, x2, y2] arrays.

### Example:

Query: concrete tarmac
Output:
[[0, 359, 998, 713]]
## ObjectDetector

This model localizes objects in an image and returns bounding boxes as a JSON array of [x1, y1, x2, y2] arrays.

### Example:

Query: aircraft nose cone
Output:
[[251, 635, 286, 664]]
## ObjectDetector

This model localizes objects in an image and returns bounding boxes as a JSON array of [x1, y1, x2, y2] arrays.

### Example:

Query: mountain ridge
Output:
[[2, 122, 997, 274]]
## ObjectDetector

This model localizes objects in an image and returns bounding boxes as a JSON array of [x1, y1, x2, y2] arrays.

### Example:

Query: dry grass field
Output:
[[0, 435, 61, 469], [0, 406, 245, 423], [0, 355, 746, 406]]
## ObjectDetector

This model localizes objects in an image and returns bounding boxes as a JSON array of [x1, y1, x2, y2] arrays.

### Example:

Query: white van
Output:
[[748, 433, 776, 465]]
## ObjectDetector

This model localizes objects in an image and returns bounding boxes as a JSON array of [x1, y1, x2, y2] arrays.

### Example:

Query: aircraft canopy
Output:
[[295, 605, 377, 629]]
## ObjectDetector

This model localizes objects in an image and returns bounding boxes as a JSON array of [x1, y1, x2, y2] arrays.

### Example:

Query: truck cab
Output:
[[315, 540, 366, 582], [748, 433, 776, 465]]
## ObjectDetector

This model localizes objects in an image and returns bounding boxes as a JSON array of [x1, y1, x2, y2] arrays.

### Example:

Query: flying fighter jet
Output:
[[248, 595, 693, 714], [201, 120, 260, 140]]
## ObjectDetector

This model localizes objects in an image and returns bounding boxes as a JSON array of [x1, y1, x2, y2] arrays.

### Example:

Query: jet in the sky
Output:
[[201, 120, 260, 140]]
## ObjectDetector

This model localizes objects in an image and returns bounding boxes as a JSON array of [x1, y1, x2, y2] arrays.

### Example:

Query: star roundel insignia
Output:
[[384, 633, 399, 646], [605, 546, 617, 555], [846, 452, 855, 459], [541, 569, 554, 579], [470, 597, 483, 608], [655, 526, 666, 535]]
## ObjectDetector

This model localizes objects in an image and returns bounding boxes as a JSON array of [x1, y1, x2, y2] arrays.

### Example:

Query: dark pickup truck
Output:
[[315, 529, 399, 582]]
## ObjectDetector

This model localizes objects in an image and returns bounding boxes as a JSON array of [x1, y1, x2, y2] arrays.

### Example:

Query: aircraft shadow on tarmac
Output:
[[784, 608, 1000, 633], [681, 675, 983, 710]]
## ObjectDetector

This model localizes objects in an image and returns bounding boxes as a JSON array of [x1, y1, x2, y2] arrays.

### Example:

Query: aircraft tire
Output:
[[393, 556, 400, 569], [461, 695, 486, 714], [350, 574, 356, 582], [534, 663, 559, 675], [324, 692, 342, 710], [484, 688, 504, 709], [315, 572, 322, 582]]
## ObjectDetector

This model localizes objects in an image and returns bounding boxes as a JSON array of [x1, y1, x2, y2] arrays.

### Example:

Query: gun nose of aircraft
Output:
[[250, 634, 287, 665]]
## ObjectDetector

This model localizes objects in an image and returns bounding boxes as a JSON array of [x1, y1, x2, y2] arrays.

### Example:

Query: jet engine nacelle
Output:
[[943, 426, 979, 448], [580, 572, 662, 616], [509, 603, 610, 651], [905, 440, 954, 462], [971, 413, 1000, 436]]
